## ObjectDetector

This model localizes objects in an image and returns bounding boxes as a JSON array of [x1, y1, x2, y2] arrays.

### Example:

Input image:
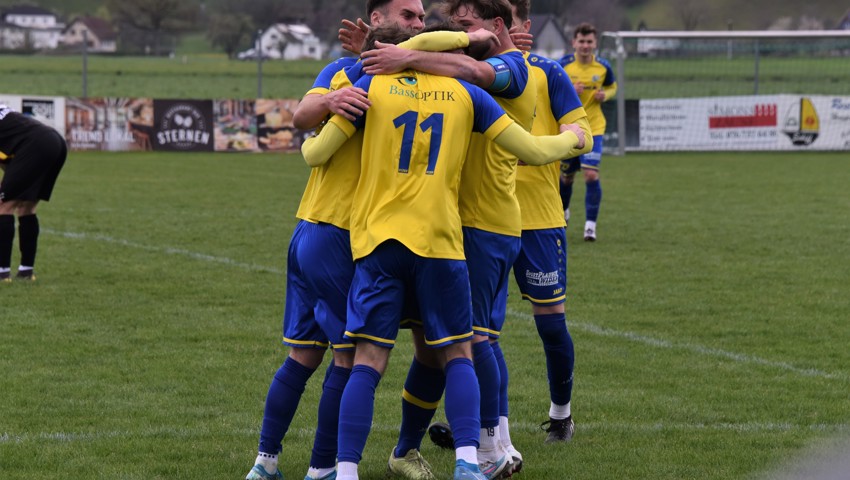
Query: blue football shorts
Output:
[[512, 227, 567, 306], [345, 240, 473, 348], [282, 220, 355, 351], [560, 134, 604, 174], [463, 227, 522, 339]]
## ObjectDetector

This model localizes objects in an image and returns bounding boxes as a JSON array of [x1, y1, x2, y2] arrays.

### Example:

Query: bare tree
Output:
[[675, 0, 706, 30], [207, 13, 254, 58], [107, 0, 199, 55]]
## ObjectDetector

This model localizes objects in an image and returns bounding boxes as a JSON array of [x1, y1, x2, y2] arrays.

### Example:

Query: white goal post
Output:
[[597, 30, 850, 153]]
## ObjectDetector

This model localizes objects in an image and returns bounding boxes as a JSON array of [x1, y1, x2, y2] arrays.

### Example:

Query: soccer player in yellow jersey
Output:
[[508, 0, 592, 452], [559, 22, 618, 241], [245, 2, 430, 480], [301, 23, 585, 480], [360, 2, 539, 475]]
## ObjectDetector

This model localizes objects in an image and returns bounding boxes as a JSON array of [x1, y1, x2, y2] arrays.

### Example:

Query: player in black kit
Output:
[[0, 104, 67, 282]]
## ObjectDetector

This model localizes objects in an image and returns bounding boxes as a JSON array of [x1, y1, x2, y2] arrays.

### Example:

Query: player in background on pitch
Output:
[[559, 22, 617, 242], [0, 104, 67, 284]]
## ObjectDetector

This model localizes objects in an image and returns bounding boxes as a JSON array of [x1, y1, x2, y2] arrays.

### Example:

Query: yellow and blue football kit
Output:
[[560, 53, 616, 172], [295, 57, 362, 231], [300, 69, 582, 345], [327, 70, 513, 348], [302, 68, 583, 468], [284, 56, 363, 352], [559, 53, 616, 137], [459, 49, 537, 237], [516, 53, 589, 231], [459, 49, 536, 342], [254, 56, 367, 470], [559, 53, 616, 231], [513, 52, 588, 306]]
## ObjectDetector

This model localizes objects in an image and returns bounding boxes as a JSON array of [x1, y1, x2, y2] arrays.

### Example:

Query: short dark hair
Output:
[[362, 23, 417, 51], [441, 0, 514, 30], [366, 0, 393, 16], [507, 0, 530, 23], [573, 22, 597, 39], [421, 20, 465, 34]]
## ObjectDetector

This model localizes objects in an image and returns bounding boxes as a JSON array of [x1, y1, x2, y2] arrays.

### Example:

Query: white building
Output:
[[62, 16, 118, 52], [529, 14, 570, 60], [239, 23, 325, 60], [1, 5, 64, 50]]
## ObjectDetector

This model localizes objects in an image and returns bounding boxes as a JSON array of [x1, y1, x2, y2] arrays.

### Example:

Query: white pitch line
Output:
[[40, 227, 847, 383], [4, 422, 847, 445], [506, 308, 850, 383], [43, 228, 284, 275]]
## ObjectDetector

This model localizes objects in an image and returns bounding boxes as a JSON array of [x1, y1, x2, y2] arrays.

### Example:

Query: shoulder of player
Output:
[[558, 53, 576, 66], [595, 56, 614, 69], [321, 56, 358, 74], [525, 53, 562, 72], [489, 49, 526, 66]]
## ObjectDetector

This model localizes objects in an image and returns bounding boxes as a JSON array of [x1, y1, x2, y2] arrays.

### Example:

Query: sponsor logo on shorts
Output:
[[526, 269, 559, 287]]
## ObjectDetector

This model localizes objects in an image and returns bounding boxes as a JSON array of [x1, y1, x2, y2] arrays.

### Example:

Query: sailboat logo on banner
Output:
[[782, 97, 819, 146]]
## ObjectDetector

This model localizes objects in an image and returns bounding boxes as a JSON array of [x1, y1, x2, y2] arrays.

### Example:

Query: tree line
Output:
[[103, 0, 640, 57]]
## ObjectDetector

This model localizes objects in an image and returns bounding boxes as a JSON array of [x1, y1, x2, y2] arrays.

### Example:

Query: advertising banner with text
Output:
[[638, 95, 850, 151], [65, 98, 153, 151], [0, 94, 66, 134]]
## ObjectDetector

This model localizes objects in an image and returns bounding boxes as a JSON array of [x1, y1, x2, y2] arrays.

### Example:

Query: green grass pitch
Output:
[[1, 150, 848, 479]]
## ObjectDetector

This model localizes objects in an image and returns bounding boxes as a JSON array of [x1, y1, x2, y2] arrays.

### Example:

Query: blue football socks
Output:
[[310, 363, 351, 469], [259, 356, 317, 454], [472, 340, 501, 429], [491, 341, 510, 418], [396, 358, 446, 457], [533, 313, 575, 406], [337, 364, 382, 463], [444, 357, 480, 448], [585, 179, 602, 223]]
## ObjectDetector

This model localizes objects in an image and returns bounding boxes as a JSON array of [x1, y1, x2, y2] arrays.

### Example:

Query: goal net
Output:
[[596, 30, 850, 152]]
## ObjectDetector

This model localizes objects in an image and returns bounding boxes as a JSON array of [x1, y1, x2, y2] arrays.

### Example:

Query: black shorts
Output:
[[0, 126, 67, 202]]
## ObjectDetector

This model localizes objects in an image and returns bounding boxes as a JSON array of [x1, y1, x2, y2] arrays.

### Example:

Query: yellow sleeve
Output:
[[301, 119, 354, 167], [493, 123, 581, 166], [560, 117, 593, 158], [399, 31, 469, 52], [603, 82, 618, 102]]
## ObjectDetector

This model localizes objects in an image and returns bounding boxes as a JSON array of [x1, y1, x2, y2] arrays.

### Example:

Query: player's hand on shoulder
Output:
[[327, 87, 371, 121], [468, 29, 500, 51], [509, 27, 533, 52], [361, 42, 410, 75]]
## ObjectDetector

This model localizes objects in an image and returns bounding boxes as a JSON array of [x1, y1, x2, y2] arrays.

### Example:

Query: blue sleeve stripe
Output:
[[485, 57, 511, 92], [461, 80, 505, 133], [351, 75, 374, 129]]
